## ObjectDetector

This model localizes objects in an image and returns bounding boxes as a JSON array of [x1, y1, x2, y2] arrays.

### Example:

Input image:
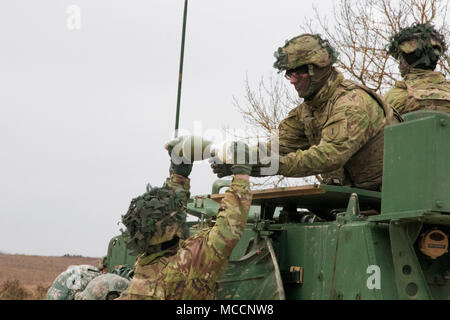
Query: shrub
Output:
[[0, 279, 30, 300]]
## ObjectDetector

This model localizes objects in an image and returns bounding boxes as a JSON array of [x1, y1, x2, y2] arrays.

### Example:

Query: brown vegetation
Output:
[[0, 253, 100, 300]]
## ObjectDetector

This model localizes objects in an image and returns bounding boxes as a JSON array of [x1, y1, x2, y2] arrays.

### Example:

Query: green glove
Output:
[[220, 141, 253, 176], [169, 161, 193, 178], [210, 162, 233, 178]]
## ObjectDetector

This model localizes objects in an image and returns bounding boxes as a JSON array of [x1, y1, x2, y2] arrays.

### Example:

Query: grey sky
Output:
[[0, 0, 334, 257]]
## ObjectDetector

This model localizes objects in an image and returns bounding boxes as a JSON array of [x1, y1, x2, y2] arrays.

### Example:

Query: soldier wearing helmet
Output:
[[212, 34, 400, 191], [117, 139, 252, 299], [75, 273, 130, 300], [46, 265, 101, 300], [385, 23, 450, 114]]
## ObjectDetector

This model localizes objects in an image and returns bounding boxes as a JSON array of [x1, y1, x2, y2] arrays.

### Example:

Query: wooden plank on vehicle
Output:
[[210, 184, 325, 203]]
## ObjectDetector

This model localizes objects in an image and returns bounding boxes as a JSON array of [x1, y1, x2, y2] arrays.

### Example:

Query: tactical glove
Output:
[[166, 136, 193, 178], [210, 162, 233, 178], [169, 161, 193, 178], [210, 141, 252, 177]]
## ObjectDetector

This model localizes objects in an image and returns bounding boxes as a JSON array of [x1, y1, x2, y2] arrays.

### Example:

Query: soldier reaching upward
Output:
[[117, 140, 252, 300], [385, 23, 450, 115], [212, 34, 400, 191]]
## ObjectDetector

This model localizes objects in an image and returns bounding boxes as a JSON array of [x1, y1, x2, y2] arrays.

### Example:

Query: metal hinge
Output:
[[281, 266, 304, 284]]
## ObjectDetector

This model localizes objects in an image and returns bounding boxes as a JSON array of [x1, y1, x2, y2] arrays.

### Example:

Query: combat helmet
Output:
[[273, 34, 338, 72], [74, 273, 130, 300], [121, 182, 189, 255], [46, 265, 100, 300], [387, 23, 447, 69]]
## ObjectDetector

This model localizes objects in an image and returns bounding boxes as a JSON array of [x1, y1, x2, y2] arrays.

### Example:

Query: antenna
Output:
[[174, 0, 189, 138]]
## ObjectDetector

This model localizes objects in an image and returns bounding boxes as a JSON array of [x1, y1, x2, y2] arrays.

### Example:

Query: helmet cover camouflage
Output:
[[273, 34, 338, 71], [387, 23, 447, 67], [46, 265, 100, 300], [121, 183, 188, 254], [74, 273, 130, 300]]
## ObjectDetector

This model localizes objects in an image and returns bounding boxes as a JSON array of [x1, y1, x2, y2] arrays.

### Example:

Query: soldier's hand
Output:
[[170, 161, 193, 178], [210, 161, 233, 178], [165, 136, 193, 178], [210, 141, 253, 177]]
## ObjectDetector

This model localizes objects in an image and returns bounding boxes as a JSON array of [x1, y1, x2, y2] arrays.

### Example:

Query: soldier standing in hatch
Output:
[[117, 139, 252, 300], [384, 23, 450, 115], [212, 34, 400, 191]]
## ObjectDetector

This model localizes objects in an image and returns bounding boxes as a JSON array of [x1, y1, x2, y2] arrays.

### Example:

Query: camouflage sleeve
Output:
[[160, 176, 252, 300], [207, 175, 252, 257], [272, 106, 310, 156], [250, 106, 310, 177], [164, 173, 191, 204], [279, 91, 384, 177], [384, 85, 409, 114], [190, 176, 252, 279]]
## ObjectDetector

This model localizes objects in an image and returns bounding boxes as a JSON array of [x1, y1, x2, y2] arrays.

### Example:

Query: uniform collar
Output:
[[137, 245, 178, 266], [404, 68, 446, 83], [308, 70, 344, 109]]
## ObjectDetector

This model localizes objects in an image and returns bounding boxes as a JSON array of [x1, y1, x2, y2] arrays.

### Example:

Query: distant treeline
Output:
[[62, 254, 84, 258]]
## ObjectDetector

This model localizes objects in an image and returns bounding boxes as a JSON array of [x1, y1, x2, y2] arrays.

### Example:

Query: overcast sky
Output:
[[0, 0, 336, 257]]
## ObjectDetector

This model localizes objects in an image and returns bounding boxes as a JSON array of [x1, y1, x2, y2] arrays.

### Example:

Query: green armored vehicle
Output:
[[105, 110, 449, 300]]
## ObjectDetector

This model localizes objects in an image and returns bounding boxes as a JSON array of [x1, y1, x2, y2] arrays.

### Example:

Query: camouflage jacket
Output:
[[275, 71, 398, 191], [384, 69, 450, 115], [117, 174, 252, 300]]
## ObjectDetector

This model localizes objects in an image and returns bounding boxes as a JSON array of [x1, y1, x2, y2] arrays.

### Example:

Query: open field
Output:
[[0, 254, 101, 300]]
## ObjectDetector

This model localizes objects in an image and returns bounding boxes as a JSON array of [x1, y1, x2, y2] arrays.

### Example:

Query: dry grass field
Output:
[[0, 254, 101, 300]]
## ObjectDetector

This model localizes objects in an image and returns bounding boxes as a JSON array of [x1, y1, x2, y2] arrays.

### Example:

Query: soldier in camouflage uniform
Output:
[[117, 140, 252, 300], [385, 23, 449, 114], [46, 265, 100, 300], [212, 34, 400, 191]]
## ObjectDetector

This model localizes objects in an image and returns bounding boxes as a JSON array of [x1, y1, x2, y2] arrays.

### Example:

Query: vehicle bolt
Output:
[[436, 201, 443, 208], [440, 119, 447, 127], [318, 273, 323, 281]]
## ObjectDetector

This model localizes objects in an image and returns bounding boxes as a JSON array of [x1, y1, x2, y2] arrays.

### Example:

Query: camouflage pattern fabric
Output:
[[273, 34, 338, 71], [121, 174, 190, 255], [387, 23, 446, 68], [272, 71, 399, 191], [46, 265, 100, 300], [117, 174, 252, 300], [74, 274, 130, 300], [384, 68, 450, 114]]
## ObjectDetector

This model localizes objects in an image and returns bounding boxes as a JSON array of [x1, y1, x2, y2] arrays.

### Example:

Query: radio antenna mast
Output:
[[174, 0, 189, 138]]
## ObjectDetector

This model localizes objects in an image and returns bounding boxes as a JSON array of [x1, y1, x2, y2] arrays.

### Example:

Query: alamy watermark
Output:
[[366, 265, 381, 290], [66, 5, 81, 30]]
